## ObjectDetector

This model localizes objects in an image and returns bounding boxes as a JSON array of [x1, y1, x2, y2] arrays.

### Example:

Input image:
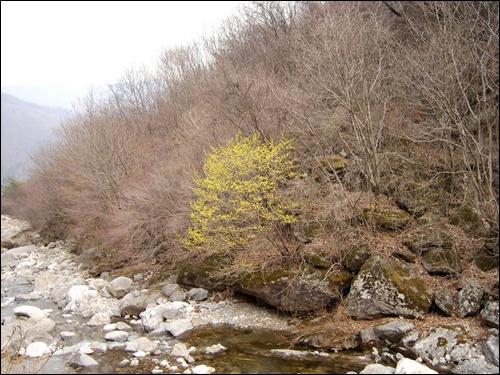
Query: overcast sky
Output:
[[1, 1, 246, 90]]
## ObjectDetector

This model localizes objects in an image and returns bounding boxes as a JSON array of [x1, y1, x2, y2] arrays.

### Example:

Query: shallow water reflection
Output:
[[175, 324, 372, 374]]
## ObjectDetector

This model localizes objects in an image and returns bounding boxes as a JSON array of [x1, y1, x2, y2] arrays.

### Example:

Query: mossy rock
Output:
[[234, 266, 336, 312], [303, 249, 332, 268], [402, 223, 454, 255], [474, 238, 499, 271], [450, 205, 484, 237], [177, 252, 234, 292], [394, 183, 429, 217], [363, 204, 413, 231], [294, 218, 333, 242], [422, 248, 463, 277], [391, 248, 417, 263], [347, 255, 432, 319], [417, 212, 445, 226], [310, 155, 349, 182], [326, 270, 354, 298], [319, 154, 349, 172], [341, 245, 371, 272]]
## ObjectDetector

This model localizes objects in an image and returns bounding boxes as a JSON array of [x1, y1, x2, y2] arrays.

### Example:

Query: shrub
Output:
[[181, 132, 297, 256]]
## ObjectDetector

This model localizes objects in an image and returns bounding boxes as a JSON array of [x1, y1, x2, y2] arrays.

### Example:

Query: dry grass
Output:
[[1, 1, 497, 359]]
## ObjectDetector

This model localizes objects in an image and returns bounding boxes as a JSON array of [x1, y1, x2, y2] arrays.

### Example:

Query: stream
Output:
[[1, 277, 372, 374], [1, 215, 374, 374]]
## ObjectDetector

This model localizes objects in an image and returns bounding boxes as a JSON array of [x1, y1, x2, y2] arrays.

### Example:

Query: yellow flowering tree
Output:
[[182, 133, 297, 255]]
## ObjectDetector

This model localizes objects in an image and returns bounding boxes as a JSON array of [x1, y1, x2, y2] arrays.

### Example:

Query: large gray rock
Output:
[[169, 290, 186, 302], [1, 318, 56, 348], [1, 245, 38, 267], [187, 287, 209, 301], [434, 288, 455, 316], [33, 271, 59, 292], [125, 337, 156, 353], [86, 312, 111, 326], [481, 301, 499, 328], [165, 319, 193, 337], [104, 330, 129, 342], [341, 245, 371, 273], [120, 290, 162, 317], [162, 283, 181, 297], [347, 255, 432, 319], [70, 353, 99, 367], [205, 343, 227, 355], [234, 266, 338, 312], [192, 365, 216, 374], [395, 358, 438, 374], [449, 342, 473, 363], [140, 307, 165, 332], [160, 302, 190, 320], [451, 357, 499, 374], [410, 327, 458, 362], [170, 343, 190, 358], [63, 289, 121, 318], [108, 276, 133, 298], [13, 305, 50, 320], [360, 326, 380, 349], [457, 281, 484, 318], [483, 335, 499, 367], [402, 220, 454, 255], [177, 252, 232, 292], [25, 342, 49, 358], [474, 238, 499, 271], [362, 200, 413, 231], [374, 321, 415, 342], [66, 285, 90, 303]]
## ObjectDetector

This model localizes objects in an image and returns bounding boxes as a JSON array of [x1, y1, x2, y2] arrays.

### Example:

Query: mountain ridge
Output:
[[1, 92, 70, 181]]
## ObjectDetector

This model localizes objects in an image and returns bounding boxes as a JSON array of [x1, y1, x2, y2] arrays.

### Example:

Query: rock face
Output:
[[347, 255, 432, 319]]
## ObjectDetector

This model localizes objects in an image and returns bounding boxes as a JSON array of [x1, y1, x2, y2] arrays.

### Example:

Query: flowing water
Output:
[[1, 218, 373, 374], [2, 277, 373, 374], [73, 324, 372, 374]]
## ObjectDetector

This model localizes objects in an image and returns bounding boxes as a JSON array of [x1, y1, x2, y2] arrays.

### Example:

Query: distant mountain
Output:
[[1, 83, 91, 109], [1, 93, 71, 181]]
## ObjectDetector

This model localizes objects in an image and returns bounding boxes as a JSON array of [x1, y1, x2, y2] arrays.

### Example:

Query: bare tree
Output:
[[287, 2, 396, 195], [390, 1, 499, 233]]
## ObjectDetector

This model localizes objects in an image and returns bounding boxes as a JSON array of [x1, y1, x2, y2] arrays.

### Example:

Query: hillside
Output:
[[1, 92, 70, 180], [1, 1, 498, 357]]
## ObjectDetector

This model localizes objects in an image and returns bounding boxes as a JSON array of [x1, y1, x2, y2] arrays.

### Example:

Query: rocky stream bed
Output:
[[1, 214, 498, 374]]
